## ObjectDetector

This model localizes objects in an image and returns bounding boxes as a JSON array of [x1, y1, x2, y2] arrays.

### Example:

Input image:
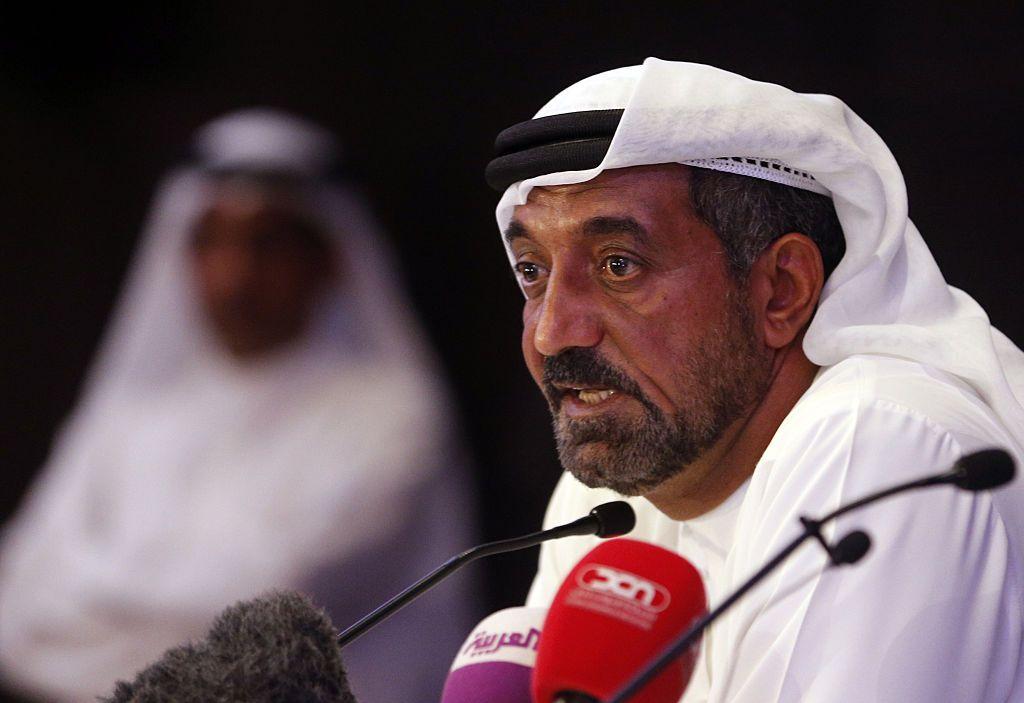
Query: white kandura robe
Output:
[[0, 337, 477, 703], [526, 355, 1024, 702]]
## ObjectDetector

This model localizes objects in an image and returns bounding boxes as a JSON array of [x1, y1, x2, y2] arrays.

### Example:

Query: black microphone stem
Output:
[[817, 474, 945, 524], [337, 514, 599, 647]]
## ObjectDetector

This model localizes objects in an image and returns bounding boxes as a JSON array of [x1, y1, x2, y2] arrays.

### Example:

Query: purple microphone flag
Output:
[[440, 607, 546, 703]]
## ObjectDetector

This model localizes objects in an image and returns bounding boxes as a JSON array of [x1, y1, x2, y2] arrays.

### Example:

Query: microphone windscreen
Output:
[[953, 448, 1016, 490], [103, 591, 355, 703], [532, 539, 706, 703], [830, 530, 871, 565], [591, 501, 637, 538], [441, 607, 546, 703]]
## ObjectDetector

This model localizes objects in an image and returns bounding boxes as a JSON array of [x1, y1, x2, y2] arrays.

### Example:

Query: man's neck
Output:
[[643, 343, 820, 521]]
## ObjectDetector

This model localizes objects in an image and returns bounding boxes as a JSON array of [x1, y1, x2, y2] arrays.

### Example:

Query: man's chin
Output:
[[559, 443, 670, 497]]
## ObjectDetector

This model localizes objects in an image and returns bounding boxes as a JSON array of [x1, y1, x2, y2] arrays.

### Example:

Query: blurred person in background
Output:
[[0, 110, 479, 702]]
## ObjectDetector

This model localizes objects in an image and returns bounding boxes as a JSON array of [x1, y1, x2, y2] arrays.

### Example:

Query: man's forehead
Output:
[[527, 163, 690, 199], [505, 164, 693, 242], [194, 191, 323, 246]]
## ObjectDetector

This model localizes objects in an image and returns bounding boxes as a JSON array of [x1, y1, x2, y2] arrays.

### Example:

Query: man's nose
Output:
[[532, 270, 603, 357], [209, 244, 259, 292]]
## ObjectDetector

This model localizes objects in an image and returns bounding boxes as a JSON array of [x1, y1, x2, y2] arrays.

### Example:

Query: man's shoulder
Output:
[[748, 353, 1019, 523], [735, 354, 1024, 577], [777, 354, 1010, 451]]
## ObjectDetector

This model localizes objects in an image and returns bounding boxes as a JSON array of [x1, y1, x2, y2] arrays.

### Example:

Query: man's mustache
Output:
[[541, 347, 646, 404]]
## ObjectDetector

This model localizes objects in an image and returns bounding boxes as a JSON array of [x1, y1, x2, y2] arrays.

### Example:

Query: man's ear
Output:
[[750, 233, 824, 350]]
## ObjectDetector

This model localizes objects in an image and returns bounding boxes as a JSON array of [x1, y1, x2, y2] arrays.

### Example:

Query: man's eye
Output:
[[514, 261, 543, 283], [602, 255, 638, 278]]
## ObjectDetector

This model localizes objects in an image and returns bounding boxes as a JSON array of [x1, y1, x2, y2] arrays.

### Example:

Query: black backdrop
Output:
[[1, 3, 1021, 697]]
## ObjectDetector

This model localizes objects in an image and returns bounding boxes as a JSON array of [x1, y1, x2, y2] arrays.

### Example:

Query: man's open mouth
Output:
[[572, 388, 618, 405]]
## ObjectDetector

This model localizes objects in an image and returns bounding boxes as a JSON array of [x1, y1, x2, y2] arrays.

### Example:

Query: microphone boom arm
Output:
[[337, 508, 623, 647], [607, 522, 826, 703]]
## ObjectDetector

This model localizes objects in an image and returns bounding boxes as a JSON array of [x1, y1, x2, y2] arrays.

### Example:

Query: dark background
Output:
[[1, 2, 1021, 698]]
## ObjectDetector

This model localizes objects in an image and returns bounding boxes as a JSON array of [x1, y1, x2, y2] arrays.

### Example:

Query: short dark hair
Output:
[[688, 167, 846, 279]]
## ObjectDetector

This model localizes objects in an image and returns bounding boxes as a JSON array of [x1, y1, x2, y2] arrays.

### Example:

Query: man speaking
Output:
[[485, 60, 1024, 701]]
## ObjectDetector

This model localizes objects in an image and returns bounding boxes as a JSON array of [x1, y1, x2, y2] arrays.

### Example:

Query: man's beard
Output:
[[541, 290, 772, 496]]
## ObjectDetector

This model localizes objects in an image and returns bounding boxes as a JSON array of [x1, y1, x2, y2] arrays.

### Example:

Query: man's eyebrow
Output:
[[582, 216, 649, 244], [504, 219, 529, 245]]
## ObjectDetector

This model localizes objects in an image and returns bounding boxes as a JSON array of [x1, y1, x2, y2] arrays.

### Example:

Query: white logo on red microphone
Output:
[[576, 564, 671, 612], [565, 564, 671, 629]]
